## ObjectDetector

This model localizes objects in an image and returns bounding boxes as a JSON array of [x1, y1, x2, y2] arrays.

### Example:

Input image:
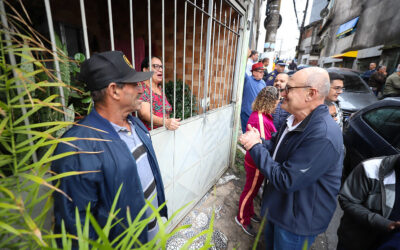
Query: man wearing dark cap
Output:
[[325, 71, 345, 129], [265, 60, 286, 86], [241, 62, 266, 134], [52, 51, 167, 244]]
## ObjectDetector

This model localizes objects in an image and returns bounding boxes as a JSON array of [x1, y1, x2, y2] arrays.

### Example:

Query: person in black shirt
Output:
[[337, 154, 400, 250]]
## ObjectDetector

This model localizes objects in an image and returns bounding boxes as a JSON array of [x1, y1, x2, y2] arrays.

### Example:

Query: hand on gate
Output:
[[239, 124, 262, 151], [166, 118, 181, 130]]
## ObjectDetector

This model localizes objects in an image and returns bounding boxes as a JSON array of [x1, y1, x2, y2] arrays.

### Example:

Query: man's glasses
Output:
[[331, 86, 345, 92], [152, 64, 163, 70], [283, 85, 312, 94], [254, 70, 264, 73]]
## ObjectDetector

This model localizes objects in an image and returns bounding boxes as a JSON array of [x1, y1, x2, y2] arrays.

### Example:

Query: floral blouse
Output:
[[139, 83, 172, 130]]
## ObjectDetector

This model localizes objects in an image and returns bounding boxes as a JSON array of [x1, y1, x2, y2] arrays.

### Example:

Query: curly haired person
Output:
[[236, 86, 280, 236]]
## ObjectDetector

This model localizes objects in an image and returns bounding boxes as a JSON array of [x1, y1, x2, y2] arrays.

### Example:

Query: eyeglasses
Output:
[[254, 70, 264, 73], [331, 86, 345, 92], [284, 84, 312, 94], [152, 64, 163, 70], [331, 113, 337, 118]]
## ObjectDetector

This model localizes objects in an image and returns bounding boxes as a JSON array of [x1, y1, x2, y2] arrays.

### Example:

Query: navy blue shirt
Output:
[[361, 69, 376, 82], [265, 69, 278, 86]]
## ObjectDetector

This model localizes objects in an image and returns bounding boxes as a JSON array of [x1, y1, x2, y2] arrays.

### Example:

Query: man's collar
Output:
[[290, 104, 326, 132], [286, 115, 302, 131]]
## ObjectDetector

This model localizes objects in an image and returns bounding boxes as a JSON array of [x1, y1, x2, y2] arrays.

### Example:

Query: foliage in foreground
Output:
[[46, 185, 215, 250], [0, 2, 214, 249]]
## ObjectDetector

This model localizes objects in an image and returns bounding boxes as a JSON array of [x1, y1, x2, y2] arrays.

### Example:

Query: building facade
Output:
[[317, 0, 400, 73]]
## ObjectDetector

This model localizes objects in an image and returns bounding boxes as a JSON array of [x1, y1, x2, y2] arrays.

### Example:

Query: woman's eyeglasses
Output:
[[152, 64, 163, 70]]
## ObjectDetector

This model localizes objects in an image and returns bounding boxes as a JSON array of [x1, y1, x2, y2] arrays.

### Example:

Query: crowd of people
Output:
[[237, 50, 400, 249], [362, 62, 400, 98], [50, 50, 400, 249]]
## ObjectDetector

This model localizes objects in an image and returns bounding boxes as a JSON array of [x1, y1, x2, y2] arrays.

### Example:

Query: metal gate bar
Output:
[[190, 0, 197, 118], [182, 1, 187, 120], [162, 0, 166, 127], [213, 0, 223, 109], [107, 0, 114, 50], [147, 0, 153, 129], [44, 0, 67, 119], [41, 0, 243, 131], [197, 0, 205, 113], [218, 11, 227, 108], [79, 0, 90, 59]]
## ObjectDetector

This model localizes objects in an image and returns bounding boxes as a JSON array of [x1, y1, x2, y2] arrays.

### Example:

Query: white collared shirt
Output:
[[272, 115, 302, 160]]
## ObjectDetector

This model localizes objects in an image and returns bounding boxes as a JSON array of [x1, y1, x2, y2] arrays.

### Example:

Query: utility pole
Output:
[[263, 0, 282, 56], [295, 0, 310, 60]]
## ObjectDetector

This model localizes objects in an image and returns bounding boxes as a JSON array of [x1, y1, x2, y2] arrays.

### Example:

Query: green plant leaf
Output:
[[0, 221, 21, 235], [0, 202, 20, 210], [74, 53, 85, 63], [81, 97, 92, 104]]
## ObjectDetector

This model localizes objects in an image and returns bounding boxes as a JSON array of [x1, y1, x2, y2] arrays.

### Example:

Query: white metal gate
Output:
[[24, 0, 249, 229]]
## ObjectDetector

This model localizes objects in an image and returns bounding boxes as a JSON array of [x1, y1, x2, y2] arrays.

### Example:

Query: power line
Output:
[[292, 0, 299, 28]]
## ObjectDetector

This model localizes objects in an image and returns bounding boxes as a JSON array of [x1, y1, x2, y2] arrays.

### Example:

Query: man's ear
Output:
[[306, 88, 317, 101], [107, 82, 122, 100]]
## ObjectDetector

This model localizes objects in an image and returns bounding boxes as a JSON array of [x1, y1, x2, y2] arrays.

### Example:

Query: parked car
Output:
[[287, 64, 312, 75], [327, 68, 378, 122], [342, 97, 400, 181]]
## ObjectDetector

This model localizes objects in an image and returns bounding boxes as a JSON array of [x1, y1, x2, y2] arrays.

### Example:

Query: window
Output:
[[343, 74, 370, 92], [363, 107, 400, 149]]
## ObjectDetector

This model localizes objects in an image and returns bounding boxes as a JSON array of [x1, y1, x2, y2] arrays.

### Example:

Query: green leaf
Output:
[[0, 221, 21, 235], [45, 170, 100, 183], [81, 97, 92, 104], [0, 116, 9, 136], [13, 94, 59, 126], [74, 53, 86, 63], [0, 202, 20, 210]]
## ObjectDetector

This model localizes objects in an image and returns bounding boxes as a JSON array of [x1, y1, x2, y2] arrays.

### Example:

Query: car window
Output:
[[363, 107, 400, 149], [343, 74, 370, 92]]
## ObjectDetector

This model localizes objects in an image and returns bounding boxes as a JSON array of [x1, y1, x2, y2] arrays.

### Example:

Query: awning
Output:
[[332, 51, 358, 58], [336, 16, 359, 37]]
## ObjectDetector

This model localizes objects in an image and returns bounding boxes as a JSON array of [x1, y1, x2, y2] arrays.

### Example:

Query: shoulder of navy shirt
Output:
[[52, 108, 167, 244]]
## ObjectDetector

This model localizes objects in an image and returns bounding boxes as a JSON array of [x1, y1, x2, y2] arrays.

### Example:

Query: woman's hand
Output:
[[165, 118, 181, 130]]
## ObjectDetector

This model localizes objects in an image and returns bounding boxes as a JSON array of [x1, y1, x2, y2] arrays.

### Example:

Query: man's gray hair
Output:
[[305, 67, 330, 97], [91, 82, 125, 104]]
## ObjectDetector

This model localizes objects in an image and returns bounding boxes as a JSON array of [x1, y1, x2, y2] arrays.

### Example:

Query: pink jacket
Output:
[[244, 111, 276, 168]]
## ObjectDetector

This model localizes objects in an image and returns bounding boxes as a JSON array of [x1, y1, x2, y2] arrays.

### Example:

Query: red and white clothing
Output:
[[237, 111, 276, 226], [139, 83, 172, 130]]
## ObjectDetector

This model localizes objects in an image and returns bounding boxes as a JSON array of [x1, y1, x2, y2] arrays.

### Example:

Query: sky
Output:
[[257, 0, 313, 61]]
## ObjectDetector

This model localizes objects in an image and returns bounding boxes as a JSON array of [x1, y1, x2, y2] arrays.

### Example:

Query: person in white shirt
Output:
[[246, 50, 259, 76]]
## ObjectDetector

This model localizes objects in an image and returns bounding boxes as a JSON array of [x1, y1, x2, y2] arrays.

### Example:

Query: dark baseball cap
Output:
[[276, 60, 286, 66], [79, 51, 154, 91]]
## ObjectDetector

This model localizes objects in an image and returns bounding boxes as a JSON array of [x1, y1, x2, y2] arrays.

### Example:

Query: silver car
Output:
[[327, 68, 378, 122]]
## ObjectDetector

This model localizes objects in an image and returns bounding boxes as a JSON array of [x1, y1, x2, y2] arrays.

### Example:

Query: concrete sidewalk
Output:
[[166, 148, 342, 249], [167, 167, 265, 249]]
